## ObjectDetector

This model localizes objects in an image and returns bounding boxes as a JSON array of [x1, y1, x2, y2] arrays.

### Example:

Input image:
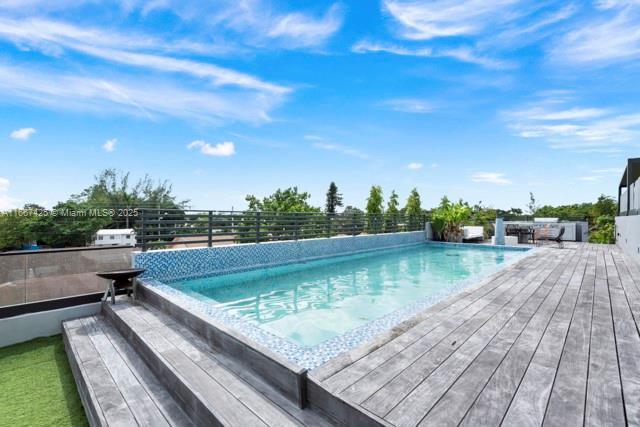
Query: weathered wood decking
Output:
[[310, 243, 640, 426]]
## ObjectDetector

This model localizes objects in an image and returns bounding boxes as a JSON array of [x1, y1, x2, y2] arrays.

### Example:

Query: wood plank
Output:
[[311, 259, 520, 382], [606, 251, 640, 425], [336, 251, 558, 406], [136, 303, 333, 427], [461, 246, 593, 427], [81, 316, 172, 427], [543, 246, 595, 426], [130, 304, 301, 427], [497, 246, 587, 427], [69, 319, 138, 427], [584, 248, 625, 427], [421, 247, 588, 427], [363, 249, 571, 420], [386, 248, 583, 427], [96, 318, 194, 427], [111, 304, 270, 427], [316, 251, 546, 386]]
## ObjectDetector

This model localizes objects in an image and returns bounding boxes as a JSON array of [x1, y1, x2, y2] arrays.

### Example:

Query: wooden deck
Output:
[[310, 243, 640, 426]]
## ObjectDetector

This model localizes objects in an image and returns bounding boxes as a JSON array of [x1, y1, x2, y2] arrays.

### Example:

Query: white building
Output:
[[616, 157, 640, 263], [93, 229, 137, 247]]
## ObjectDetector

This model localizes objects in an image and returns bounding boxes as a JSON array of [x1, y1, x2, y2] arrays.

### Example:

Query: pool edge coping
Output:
[[138, 242, 536, 370]]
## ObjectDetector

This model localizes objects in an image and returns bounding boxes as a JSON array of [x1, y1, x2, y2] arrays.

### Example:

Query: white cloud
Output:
[[431, 163, 439, 169], [438, 46, 515, 70], [103, 138, 117, 152], [592, 168, 623, 174], [550, 4, 640, 65], [383, 98, 435, 114], [578, 176, 601, 181], [471, 172, 512, 185], [312, 142, 370, 160], [303, 134, 323, 141], [187, 140, 236, 157], [0, 63, 284, 124], [0, 177, 20, 211], [504, 96, 640, 151], [352, 40, 432, 56], [383, 0, 520, 40], [407, 162, 423, 170], [266, 4, 344, 48], [10, 127, 36, 140], [159, 1, 344, 49], [0, 17, 233, 57], [0, 18, 289, 95], [352, 39, 512, 69]]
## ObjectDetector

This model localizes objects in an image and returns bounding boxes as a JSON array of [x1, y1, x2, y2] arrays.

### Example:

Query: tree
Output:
[[405, 188, 422, 217], [365, 186, 384, 215], [527, 192, 538, 215], [384, 190, 400, 232], [243, 187, 320, 241], [73, 169, 187, 228], [404, 188, 423, 230], [387, 190, 399, 214], [589, 215, 615, 244], [0, 169, 188, 251], [365, 186, 384, 233], [325, 182, 343, 214], [245, 187, 320, 212]]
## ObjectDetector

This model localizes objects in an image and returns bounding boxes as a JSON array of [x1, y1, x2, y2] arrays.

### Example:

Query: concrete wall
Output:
[[616, 215, 640, 264], [134, 231, 426, 282], [0, 303, 101, 348]]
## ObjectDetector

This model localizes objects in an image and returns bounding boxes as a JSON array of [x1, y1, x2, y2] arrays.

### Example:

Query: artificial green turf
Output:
[[0, 335, 88, 427]]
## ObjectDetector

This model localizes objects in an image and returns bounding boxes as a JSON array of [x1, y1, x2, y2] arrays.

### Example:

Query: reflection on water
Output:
[[170, 245, 516, 347]]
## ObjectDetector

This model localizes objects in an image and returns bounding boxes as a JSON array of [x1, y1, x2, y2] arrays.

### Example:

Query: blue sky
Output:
[[1, 0, 639, 211]]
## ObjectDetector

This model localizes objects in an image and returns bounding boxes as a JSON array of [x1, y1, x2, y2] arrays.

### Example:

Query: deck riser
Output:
[[307, 378, 389, 427], [138, 283, 308, 408], [102, 303, 224, 426], [62, 326, 107, 427]]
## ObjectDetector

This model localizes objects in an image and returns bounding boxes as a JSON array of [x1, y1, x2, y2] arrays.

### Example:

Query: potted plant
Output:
[[432, 198, 472, 242]]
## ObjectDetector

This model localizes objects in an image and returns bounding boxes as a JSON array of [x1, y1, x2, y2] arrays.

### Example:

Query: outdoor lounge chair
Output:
[[536, 226, 565, 248], [462, 226, 484, 242]]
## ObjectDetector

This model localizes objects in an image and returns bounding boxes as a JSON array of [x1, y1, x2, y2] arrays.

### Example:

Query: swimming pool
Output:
[[162, 243, 528, 364]]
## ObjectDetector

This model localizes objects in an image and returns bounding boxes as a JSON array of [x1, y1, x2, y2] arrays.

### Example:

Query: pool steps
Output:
[[63, 290, 387, 426]]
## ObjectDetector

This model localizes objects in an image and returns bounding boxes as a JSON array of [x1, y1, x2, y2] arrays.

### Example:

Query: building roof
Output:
[[619, 157, 640, 189], [96, 229, 135, 235]]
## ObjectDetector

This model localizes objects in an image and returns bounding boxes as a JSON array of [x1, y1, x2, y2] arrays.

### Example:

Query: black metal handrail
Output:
[[136, 209, 427, 251]]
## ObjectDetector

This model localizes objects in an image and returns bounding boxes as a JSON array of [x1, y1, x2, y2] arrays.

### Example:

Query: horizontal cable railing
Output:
[[137, 209, 427, 251]]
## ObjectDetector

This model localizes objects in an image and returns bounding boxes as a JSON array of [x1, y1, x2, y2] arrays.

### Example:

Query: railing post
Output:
[[294, 213, 299, 241], [208, 211, 213, 247], [352, 213, 356, 236], [140, 209, 146, 252], [326, 213, 331, 238], [255, 211, 261, 244]]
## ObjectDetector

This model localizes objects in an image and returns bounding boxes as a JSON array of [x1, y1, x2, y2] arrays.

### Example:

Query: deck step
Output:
[[62, 315, 193, 427], [102, 299, 334, 427]]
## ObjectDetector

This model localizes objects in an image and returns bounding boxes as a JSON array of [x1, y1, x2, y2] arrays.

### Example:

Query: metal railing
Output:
[[137, 209, 427, 251]]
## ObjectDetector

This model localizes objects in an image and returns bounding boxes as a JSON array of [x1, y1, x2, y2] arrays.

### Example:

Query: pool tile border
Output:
[[134, 231, 427, 282], [140, 242, 532, 369]]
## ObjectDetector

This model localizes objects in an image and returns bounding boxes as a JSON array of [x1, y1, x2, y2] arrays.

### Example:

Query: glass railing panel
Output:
[[18, 247, 133, 304], [0, 255, 27, 307]]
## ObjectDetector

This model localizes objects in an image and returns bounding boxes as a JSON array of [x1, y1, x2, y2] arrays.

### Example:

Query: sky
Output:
[[0, 0, 639, 212]]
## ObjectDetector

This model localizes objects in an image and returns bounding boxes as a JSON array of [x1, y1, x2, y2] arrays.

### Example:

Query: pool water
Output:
[[168, 244, 524, 348]]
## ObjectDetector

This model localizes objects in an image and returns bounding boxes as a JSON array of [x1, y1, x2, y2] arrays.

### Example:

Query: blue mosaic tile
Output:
[[137, 235, 532, 370], [134, 231, 427, 281]]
